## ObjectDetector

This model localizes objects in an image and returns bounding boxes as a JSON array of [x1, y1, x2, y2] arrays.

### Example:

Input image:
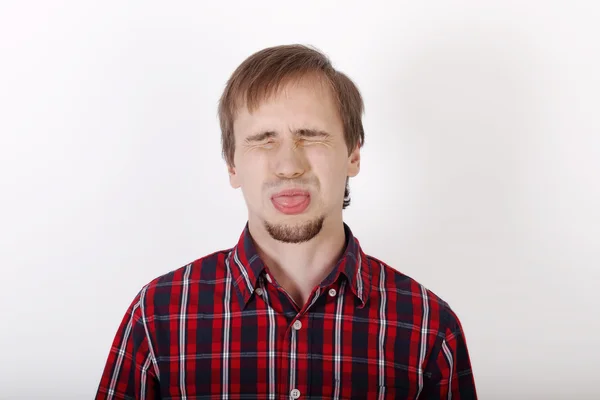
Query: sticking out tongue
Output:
[[271, 194, 311, 215], [272, 195, 308, 207]]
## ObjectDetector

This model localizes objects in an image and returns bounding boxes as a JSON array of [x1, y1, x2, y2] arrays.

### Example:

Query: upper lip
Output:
[[271, 189, 310, 198]]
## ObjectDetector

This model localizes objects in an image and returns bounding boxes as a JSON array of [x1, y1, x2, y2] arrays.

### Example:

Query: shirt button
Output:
[[255, 288, 263, 296], [292, 320, 302, 330], [328, 288, 337, 297], [265, 274, 272, 283], [290, 388, 301, 399]]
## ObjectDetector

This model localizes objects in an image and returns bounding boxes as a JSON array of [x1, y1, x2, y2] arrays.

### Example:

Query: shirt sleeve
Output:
[[95, 287, 159, 399], [422, 305, 478, 399]]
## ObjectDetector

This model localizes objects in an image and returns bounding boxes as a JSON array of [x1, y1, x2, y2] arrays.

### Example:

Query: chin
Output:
[[263, 214, 326, 244]]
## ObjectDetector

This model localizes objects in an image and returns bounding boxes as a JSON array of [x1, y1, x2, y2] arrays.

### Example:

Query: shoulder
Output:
[[135, 248, 233, 309], [365, 254, 460, 332]]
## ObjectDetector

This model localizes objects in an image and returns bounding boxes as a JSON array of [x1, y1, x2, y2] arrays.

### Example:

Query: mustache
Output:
[[264, 177, 318, 190]]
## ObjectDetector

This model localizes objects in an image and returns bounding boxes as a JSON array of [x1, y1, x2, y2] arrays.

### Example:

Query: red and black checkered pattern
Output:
[[96, 223, 477, 399]]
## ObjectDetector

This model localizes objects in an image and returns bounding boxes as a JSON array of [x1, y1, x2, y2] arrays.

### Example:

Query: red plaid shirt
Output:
[[96, 223, 477, 399]]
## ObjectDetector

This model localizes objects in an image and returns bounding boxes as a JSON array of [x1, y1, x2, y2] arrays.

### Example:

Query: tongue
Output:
[[273, 195, 307, 207]]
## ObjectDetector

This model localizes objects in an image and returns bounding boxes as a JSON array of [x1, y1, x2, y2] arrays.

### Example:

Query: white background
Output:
[[1, 1, 599, 399]]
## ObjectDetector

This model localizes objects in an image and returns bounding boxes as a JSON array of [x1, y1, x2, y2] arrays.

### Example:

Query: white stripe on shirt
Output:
[[377, 263, 387, 400], [233, 249, 254, 292], [222, 255, 233, 398], [442, 339, 454, 400], [179, 263, 192, 399], [260, 278, 277, 399], [333, 280, 346, 399], [139, 286, 160, 380], [416, 284, 430, 398], [107, 301, 140, 399], [140, 352, 153, 400]]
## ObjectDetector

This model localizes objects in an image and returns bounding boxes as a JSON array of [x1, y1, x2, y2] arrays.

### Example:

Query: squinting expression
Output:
[[228, 78, 360, 243]]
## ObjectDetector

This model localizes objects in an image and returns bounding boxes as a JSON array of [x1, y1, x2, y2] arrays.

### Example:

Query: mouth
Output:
[[271, 190, 311, 215]]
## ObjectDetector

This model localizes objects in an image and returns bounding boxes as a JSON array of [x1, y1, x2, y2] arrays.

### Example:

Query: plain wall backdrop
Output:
[[1, 1, 599, 399]]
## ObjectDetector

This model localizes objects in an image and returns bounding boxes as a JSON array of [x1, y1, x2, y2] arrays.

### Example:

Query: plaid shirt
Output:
[[96, 223, 477, 399]]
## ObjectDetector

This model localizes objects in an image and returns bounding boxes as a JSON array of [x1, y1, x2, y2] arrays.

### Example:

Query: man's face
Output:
[[228, 78, 360, 243]]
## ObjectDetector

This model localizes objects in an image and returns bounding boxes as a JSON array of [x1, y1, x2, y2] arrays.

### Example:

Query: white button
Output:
[[265, 274, 272, 283], [328, 288, 337, 297], [255, 288, 263, 296], [290, 388, 301, 399], [292, 320, 302, 330]]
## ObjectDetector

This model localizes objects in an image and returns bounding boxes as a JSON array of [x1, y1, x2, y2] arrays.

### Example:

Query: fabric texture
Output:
[[96, 223, 477, 399]]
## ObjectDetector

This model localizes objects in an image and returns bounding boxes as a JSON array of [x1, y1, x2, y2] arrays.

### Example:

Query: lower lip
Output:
[[271, 195, 311, 215]]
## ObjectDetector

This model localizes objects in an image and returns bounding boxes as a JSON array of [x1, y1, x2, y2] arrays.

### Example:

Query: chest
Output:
[[151, 302, 429, 399]]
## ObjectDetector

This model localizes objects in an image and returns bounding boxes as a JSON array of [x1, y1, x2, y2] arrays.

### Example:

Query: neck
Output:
[[248, 215, 347, 307]]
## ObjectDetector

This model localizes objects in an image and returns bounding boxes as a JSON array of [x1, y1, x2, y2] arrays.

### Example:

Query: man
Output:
[[96, 44, 477, 399]]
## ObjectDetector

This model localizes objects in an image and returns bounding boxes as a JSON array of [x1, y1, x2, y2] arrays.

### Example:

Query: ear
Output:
[[228, 164, 241, 189], [346, 144, 361, 178]]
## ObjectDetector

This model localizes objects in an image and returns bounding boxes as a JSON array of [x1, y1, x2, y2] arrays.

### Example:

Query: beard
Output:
[[264, 215, 325, 244]]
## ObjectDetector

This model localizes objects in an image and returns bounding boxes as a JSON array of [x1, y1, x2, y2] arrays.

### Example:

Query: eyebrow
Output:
[[245, 128, 331, 143]]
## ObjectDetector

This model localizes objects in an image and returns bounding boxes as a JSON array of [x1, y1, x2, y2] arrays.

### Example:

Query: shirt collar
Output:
[[226, 222, 372, 309]]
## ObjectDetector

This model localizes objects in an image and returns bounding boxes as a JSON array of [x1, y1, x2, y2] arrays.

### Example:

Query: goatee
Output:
[[264, 216, 325, 244]]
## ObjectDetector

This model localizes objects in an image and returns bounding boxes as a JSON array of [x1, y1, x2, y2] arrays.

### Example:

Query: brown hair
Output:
[[218, 44, 365, 209]]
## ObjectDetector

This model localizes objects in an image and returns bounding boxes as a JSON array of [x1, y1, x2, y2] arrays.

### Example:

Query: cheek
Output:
[[308, 150, 348, 191], [309, 146, 347, 172], [239, 158, 269, 192], [238, 151, 268, 175]]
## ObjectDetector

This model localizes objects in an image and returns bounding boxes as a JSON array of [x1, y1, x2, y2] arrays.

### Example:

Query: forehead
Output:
[[233, 78, 342, 136]]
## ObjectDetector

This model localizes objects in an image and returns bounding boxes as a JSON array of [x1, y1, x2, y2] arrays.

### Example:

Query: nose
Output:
[[272, 140, 308, 179]]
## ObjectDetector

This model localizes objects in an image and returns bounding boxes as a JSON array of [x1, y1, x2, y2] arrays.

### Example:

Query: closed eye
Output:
[[295, 129, 331, 140], [245, 131, 277, 144], [258, 140, 277, 149], [300, 138, 322, 143]]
